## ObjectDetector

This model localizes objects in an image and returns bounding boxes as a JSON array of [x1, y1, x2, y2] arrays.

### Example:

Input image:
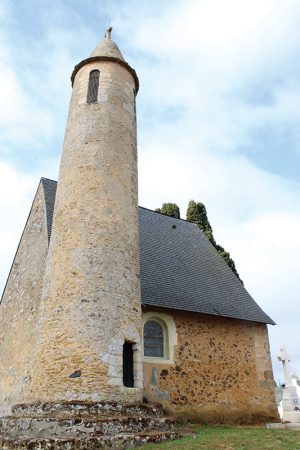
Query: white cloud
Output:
[[0, 62, 55, 147], [0, 4, 95, 156], [0, 163, 39, 293], [133, 0, 281, 50]]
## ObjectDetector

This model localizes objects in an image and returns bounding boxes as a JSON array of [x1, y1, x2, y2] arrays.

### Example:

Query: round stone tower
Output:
[[31, 29, 143, 404]]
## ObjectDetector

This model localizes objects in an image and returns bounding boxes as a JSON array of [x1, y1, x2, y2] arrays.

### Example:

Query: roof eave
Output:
[[70, 56, 139, 92]]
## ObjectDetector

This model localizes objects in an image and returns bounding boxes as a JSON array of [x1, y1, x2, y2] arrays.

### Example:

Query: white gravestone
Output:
[[291, 375, 300, 398], [278, 346, 300, 423]]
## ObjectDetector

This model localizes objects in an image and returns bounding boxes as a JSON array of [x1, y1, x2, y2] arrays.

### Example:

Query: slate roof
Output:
[[41, 178, 275, 325]]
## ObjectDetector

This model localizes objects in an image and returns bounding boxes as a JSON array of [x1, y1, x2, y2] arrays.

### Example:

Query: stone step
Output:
[[0, 415, 175, 439], [0, 430, 180, 449], [12, 401, 164, 419]]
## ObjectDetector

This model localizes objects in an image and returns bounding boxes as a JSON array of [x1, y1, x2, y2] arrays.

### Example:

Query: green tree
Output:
[[186, 200, 242, 283], [155, 203, 180, 219], [186, 200, 216, 245]]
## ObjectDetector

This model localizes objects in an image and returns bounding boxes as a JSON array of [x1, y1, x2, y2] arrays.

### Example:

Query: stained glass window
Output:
[[144, 320, 164, 357]]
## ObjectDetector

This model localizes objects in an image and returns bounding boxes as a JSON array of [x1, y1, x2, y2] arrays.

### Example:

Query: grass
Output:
[[136, 425, 300, 450]]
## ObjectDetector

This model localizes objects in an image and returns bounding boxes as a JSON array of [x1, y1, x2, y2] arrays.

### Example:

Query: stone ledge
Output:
[[0, 415, 176, 438], [0, 431, 180, 450], [1, 401, 180, 449], [266, 422, 300, 430], [12, 401, 165, 419]]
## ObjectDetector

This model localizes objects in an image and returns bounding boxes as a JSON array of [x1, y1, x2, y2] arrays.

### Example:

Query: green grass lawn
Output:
[[136, 425, 300, 450]]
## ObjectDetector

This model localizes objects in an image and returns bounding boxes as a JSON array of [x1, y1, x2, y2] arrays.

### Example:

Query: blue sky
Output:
[[1, 0, 300, 383]]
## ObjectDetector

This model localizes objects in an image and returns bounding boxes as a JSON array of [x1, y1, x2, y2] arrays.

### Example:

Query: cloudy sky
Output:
[[1, 0, 300, 382]]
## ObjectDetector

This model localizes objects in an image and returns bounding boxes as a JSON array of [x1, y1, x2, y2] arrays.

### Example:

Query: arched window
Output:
[[87, 70, 100, 103], [144, 320, 164, 358]]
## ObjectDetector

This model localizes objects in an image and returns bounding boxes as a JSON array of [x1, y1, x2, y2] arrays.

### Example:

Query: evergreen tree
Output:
[[155, 203, 180, 219], [186, 200, 242, 283], [186, 200, 216, 245]]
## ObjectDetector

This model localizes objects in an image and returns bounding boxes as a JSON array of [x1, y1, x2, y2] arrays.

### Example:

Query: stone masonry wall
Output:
[[30, 59, 143, 404], [143, 308, 279, 423], [0, 182, 49, 415]]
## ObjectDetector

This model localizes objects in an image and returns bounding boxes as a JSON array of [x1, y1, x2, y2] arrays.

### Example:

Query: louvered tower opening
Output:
[[87, 70, 100, 103]]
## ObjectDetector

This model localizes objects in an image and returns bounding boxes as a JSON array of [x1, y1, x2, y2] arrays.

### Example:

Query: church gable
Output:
[[0, 180, 49, 415]]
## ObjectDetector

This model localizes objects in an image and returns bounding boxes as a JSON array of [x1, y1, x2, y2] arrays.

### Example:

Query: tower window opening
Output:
[[123, 341, 134, 387], [87, 70, 100, 103], [144, 320, 164, 358]]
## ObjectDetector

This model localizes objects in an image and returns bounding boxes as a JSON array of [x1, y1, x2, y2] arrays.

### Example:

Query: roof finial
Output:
[[105, 26, 113, 40]]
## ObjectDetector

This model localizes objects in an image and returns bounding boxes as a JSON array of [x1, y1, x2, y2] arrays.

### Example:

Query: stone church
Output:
[[0, 29, 279, 447]]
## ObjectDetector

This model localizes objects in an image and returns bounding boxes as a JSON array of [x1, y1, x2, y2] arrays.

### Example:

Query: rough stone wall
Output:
[[143, 308, 279, 423], [0, 182, 49, 415], [30, 60, 143, 404]]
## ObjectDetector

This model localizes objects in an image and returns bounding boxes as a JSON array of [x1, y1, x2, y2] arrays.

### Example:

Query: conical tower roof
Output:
[[71, 27, 139, 92], [90, 27, 125, 61]]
